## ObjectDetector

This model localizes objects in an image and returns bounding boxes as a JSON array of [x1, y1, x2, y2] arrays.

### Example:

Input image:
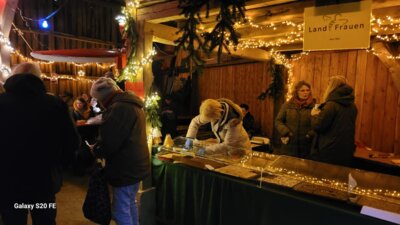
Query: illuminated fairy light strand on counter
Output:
[[267, 166, 400, 200], [118, 48, 157, 82]]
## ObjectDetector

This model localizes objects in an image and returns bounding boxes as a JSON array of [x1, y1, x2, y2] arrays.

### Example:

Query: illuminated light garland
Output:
[[0, 64, 12, 76], [40, 73, 96, 83], [234, 17, 303, 31], [233, 33, 303, 49], [0, 31, 14, 52], [367, 48, 400, 61], [13, 50, 54, 65], [78, 70, 85, 77], [118, 48, 157, 82], [269, 50, 310, 101], [12, 50, 116, 70], [376, 34, 400, 42], [126, 0, 140, 8], [371, 15, 400, 34]]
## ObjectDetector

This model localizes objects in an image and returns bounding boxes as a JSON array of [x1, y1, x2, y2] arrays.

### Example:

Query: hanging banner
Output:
[[303, 1, 371, 51]]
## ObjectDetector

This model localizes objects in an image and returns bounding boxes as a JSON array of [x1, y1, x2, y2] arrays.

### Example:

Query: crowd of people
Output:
[[0, 63, 150, 225], [182, 77, 357, 168], [0, 61, 358, 225], [275, 77, 357, 167]]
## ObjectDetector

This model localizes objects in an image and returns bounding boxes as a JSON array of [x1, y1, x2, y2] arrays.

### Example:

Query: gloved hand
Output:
[[184, 138, 194, 150], [196, 147, 206, 156]]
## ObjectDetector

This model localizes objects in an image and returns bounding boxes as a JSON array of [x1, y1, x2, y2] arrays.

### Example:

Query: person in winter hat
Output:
[[311, 76, 358, 167], [90, 77, 150, 225]]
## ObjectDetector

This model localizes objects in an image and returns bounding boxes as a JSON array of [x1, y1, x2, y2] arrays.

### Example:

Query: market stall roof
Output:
[[30, 49, 122, 63]]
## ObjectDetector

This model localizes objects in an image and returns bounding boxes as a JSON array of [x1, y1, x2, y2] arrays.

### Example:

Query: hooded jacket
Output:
[[0, 74, 80, 209], [187, 98, 251, 153], [96, 91, 150, 187], [275, 98, 315, 158], [311, 84, 358, 167]]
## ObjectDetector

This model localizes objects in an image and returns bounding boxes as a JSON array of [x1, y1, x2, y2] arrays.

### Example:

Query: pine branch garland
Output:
[[258, 59, 285, 100], [175, 0, 247, 66]]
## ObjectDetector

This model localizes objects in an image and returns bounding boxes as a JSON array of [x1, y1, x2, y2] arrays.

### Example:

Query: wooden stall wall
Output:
[[291, 50, 400, 154], [8, 0, 122, 98], [199, 62, 275, 137]]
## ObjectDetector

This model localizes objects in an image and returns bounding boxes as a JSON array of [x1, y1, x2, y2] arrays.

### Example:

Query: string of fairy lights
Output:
[[114, 0, 158, 82], [267, 166, 400, 200]]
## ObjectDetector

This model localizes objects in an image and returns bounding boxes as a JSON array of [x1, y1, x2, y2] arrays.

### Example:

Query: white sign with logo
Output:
[[303, 1, 371, 51]]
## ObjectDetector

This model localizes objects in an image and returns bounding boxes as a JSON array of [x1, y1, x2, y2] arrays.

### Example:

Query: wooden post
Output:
[[371, 42, 400, 93]]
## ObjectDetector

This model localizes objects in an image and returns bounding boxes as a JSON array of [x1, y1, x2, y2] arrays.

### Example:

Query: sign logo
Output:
[[304, 1, 371, 51]]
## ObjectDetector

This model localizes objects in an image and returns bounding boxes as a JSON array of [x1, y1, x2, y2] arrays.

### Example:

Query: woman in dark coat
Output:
[[275, 81, 315, 158], [311, 76, 357, 167]]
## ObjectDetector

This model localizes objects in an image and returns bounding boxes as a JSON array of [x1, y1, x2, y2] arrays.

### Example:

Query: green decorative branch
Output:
[[175, 0, 247, 66], [204, 0, 246, 63], [145, 92, 162, 129], [175, 0, 209, 71], [258, 59, 285, 100]]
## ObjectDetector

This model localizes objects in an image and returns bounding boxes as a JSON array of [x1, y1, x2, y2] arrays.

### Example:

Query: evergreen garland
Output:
[[175, 0, 209, 72], [118, 7, 138, 82], [203, 0, 246, 63], [145, 93, 162, 129], [258, 59, 285, 100], [175, 0, 246, 65]]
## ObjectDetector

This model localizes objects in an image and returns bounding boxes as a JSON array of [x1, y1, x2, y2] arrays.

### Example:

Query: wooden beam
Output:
[[139, 0, 298, 23], [372, 42, 400, 93], [144, 22, 180, 46], [145, 22, 270, 61]]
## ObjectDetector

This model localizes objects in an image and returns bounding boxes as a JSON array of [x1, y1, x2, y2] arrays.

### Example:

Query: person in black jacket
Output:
[[240, 103, 255, 137], [90, 77, 150, 225], [311, 76, 358, 167], [0, 62, 80, 225]]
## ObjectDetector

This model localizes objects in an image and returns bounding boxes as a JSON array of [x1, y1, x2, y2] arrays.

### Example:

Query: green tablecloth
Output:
[[152, 159, 395, 225]]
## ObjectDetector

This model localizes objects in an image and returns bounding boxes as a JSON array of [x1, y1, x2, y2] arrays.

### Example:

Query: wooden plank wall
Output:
[[7, 0, 121, 99], [198, 50, 399, 154], [199, 62, 275, 137], [291, 50, 399, 154]]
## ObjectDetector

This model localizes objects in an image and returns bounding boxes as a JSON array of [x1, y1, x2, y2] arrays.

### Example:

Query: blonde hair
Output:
[[322, 76, 347, 102], [199, 99, 223, 122]]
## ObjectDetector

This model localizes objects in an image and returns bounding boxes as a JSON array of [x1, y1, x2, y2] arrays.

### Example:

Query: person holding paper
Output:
[[311, 76, 357, 167], [275, 80, 316, 158], [90, 77, 150, 225], [185, 98, 251, 156]]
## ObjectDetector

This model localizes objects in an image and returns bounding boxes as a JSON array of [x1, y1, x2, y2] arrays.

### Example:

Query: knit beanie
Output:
[[90, 77, 121, 101]]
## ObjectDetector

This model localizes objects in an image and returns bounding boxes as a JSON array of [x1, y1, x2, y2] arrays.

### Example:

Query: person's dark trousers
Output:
[[1, 195, 56, 225]]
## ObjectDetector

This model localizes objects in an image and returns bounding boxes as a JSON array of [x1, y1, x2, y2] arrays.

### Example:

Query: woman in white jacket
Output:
[[186, 98, 251, 155]]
